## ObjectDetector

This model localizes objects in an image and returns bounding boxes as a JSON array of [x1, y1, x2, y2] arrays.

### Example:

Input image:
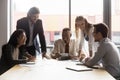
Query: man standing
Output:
[[16, 7, 48, 58], [84, 23, 120, 79]]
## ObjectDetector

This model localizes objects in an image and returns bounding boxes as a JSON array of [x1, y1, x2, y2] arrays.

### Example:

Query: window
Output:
[[71, 0, 103, 39], [11, 0, 103, 46], [112, 0, 120, 45], [11, 0, 69, 45]]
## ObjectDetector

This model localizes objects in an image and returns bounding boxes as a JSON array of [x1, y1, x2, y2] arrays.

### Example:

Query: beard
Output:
[[31, 19, 37, 24], [94, 39, 99, 42]]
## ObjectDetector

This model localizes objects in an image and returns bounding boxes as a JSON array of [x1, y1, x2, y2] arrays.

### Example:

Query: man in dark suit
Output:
[[16, 7, 48, 58]]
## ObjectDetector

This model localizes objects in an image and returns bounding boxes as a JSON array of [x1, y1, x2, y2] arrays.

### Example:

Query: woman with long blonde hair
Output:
[[75, 16, 94, 59]]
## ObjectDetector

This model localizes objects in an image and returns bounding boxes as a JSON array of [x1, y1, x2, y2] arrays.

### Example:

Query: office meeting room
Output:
[[0, 0, 120, 80]]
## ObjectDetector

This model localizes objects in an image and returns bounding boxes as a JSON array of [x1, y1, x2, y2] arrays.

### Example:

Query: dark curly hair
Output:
[[8, 29, 25, 48]]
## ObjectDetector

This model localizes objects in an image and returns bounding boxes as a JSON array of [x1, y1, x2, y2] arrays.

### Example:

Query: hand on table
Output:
[[27, 56, 36, 62], [42, 53, 51, 59], [78, 53, 86, 61]]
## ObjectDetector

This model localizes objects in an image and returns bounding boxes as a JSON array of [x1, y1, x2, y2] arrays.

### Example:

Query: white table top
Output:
[[0, 57, 115, 80]]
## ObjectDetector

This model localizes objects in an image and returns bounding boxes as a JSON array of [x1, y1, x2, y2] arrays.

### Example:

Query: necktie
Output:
[[65, 43, 69, 53]]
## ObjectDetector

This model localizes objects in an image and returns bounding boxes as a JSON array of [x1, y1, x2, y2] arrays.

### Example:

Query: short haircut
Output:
[[63, 28, 71, 32], [27, 7, 40, 16], [94, 23, 109, 38], [62, 28, 71, 36]]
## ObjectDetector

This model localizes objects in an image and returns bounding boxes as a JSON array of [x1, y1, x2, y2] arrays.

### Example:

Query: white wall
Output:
[[0, 0, 9, 58]]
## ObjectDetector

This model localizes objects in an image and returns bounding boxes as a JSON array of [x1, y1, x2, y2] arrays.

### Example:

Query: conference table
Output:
[[0, 56, 115, 80]]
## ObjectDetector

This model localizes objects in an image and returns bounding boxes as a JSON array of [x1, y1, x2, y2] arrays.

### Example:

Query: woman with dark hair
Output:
[[0, 29, 34, 75]]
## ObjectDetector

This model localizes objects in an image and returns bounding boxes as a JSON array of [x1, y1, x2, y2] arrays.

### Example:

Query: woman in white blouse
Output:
[[75, 16, 94, 59]]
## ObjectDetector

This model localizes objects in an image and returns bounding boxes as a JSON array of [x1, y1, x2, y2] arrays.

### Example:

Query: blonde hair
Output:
[[75, 16, 92, 39]]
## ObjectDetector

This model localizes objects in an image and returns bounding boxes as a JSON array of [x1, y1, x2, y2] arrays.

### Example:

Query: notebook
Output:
[[66, 65, 93, 72]]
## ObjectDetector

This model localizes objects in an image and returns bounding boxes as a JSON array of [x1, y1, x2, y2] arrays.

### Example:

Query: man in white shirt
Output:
[[50, 28, 78, 60]]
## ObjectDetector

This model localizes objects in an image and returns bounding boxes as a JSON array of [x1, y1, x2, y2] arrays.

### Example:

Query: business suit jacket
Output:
[[16, 17, 46, 55], [51, 39, 78, 57], [0, 44, 26, 75]]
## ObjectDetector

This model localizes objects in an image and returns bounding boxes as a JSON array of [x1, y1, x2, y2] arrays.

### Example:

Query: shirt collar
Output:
[[99, 38, 110, 44]]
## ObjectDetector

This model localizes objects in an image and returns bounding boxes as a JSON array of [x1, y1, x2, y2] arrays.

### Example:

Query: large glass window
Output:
[[11, 0, 103, 46], [112, 0, 120, 45], [71, 0, 103, 31], [11, 0, 69, 45]]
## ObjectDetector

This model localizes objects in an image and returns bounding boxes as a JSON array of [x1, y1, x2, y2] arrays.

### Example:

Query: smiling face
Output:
[[75, 19, 86, 31], [62, 30, 71, 44], [29, 13, 39, 23], [27, 7, 40, 24]]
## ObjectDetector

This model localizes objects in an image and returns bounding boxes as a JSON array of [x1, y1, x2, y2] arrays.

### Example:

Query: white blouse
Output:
[[12, 48, 19, 60], [79, 25, 94, 51]]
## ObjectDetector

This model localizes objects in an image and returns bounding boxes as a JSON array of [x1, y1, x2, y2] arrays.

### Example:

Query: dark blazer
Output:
[[0, 44, 26, 75], [16, 17, 47, 54]]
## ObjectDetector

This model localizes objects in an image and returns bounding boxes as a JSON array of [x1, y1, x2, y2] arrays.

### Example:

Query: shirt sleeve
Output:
[[88, 26, 94, 51], [70, 40, 78, 56], [85, 44, 106, 66], [51, 40, 61, 55], [79, 31, 84, 50], [38, 20, 47, 53]]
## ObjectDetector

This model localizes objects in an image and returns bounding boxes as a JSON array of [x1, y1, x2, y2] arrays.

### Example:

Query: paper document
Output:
[[66, 65, 92, 72]]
